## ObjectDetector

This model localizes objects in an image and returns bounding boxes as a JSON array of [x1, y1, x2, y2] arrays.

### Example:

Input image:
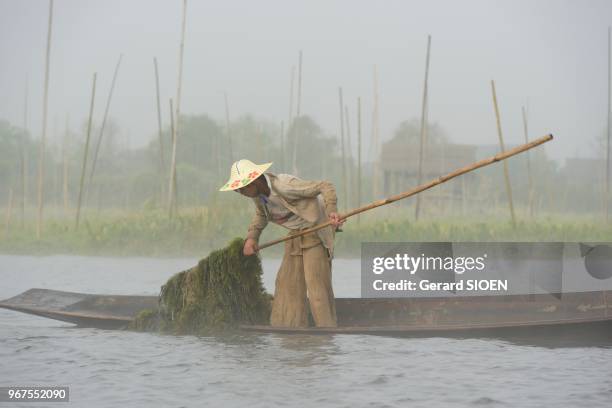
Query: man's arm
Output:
[[246, 199, 268, 244]]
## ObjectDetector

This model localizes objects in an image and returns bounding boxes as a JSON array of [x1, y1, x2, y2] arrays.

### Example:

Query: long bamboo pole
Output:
[[87, 53, 123, 202], [292, 120, 299, 175], [521, 106, 534, 217], [288, 65, 295, 130], [258, 134, 553, 250], [52, 116, 60, 211], [415, 35, 431, 221], [296, 51, 302, 117], [153, 57, 165, 202], [338, 87, 347, 209], [62, 114, 69, 216], [54, 116, 62, 211], [606, 26, 611, 222], [5, 188, 14, 236], [357, 97, 362, 224], [20, 80, 28, 228], [168, 0, 187, 218], [37, 0, 54, 239], [292, 52, 303, 175], [75, 73, 97, 229], [491, 80, 516, 225], [19, 140, 25, 227], [279, 121, 285, 170], [256, 124, 263, 161], [372, 65, 380, 200], [214, 106, 220, 182], [168, 98, 179, 216], [224, 91, 233, 163], [345, 104, 354, 208], [287, 66, 295, 171]]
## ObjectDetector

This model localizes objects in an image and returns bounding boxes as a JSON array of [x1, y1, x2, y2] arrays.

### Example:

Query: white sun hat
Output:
[[219, 159, 273, 191]]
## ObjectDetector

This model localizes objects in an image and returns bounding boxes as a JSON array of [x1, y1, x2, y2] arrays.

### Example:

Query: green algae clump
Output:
[[130, 237, 271, 334]]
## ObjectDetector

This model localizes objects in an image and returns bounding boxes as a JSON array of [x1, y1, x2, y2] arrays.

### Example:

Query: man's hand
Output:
[[328, 212, 345, 229], [243, 238, 259, 256]]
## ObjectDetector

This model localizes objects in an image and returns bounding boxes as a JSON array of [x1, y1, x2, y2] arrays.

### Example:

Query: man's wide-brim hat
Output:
[[219, 159, 273, 191]]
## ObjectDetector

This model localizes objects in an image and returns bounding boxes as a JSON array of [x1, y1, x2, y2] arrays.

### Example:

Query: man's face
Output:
[[235, 180, 259, 198]]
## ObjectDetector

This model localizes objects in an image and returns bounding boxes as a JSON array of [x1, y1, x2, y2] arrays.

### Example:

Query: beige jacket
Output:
[[246, 172, 338, 258]]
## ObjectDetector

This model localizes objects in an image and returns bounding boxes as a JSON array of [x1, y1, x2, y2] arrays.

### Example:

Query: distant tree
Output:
[[0, 120, 37, 197], [177, 114, 225, 172], [286, 115, 338, 179], [229, 114, 277, 165]]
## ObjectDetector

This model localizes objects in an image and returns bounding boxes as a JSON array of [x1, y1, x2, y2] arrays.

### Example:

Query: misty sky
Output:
[[1, 0, 611, 163]]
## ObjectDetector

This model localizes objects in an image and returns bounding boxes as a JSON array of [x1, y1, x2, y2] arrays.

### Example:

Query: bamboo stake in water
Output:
[[287, 66, 295, 170], [214, 99, 220, 181], [279, 121, 285, 170], [19, 139, 26, 227], [292, 52, 303, 175], [338, 87, 347, 209], [357, 97, 362, 224], [5, 188, 14, 236], [288, 65, 295, 129], [345, 104, 354, 208], [607, 26, 611, 222], [211, 119, 219, 186], [87, 53, 123, 203], [521, 106, 534, 217], [20, 79, 28, 228], [168, 98, 179, 216], [75, 73, 97, 229], [296, 51, 302, 117], [52, 115, 60, 211], [62, 114, 69, 216], [415, 35, 431, 221], [491, 80, 516, 225], [37, 0, 54, 239], [168, 0, 187, 218], [372, 65, 381, 200], [154, 57, 165, 203], [259, 135, 553, 250], [224, 91, 233, 163], [257, 124, 263, 161]]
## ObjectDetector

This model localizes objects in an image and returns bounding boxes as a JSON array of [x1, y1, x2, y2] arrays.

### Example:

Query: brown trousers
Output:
[[270, 230, 337, 328]]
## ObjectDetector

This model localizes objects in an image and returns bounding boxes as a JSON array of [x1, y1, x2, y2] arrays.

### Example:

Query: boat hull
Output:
[[1, 289, 611, 340]]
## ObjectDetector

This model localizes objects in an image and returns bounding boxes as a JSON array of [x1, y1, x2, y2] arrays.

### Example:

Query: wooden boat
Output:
[[0, 289, 157, 330], [2, 288, 611, 341]]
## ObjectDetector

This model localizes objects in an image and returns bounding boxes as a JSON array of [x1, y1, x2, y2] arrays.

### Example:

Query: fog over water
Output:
[[1, 0, 611, 162]]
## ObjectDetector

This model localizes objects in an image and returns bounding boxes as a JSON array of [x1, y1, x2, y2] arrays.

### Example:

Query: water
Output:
[[1, 255, 611, 407]]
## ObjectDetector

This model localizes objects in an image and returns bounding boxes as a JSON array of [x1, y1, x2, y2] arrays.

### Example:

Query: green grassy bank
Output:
[[2, 207, 611, 258]]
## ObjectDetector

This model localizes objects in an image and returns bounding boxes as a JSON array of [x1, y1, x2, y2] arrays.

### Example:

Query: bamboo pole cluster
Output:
[[19, 3, 575, 237]]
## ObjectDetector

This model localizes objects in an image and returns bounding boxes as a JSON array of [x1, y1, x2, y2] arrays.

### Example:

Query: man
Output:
[[219, 159, 344, 328]]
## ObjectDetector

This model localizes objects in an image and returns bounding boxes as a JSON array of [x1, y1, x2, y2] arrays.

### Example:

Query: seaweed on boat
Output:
[[130, 238, 271, 334]]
